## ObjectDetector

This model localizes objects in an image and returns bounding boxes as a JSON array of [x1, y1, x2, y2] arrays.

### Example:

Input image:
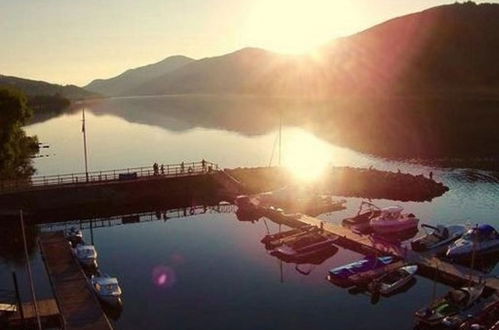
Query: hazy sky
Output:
[[0, 0, 495, 86]]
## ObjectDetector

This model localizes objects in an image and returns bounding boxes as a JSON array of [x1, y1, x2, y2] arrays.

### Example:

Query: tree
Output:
[[0, 87, 38, 180]]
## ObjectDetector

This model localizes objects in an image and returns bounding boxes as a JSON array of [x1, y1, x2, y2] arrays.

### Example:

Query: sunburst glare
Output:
[[281, 128, 332, 182]]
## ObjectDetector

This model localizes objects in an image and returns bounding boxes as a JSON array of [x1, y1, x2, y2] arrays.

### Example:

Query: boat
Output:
[[411, 224, 467, 252], [446, 224, 499, 258], [65, 227, 83, 246], [73, 244, 98, 268], [367, 265, 418, 295], [261, 225, 314, 244], [270, 231, 338, 263], [327, 255, 397, 288], [414, 283, 485, 326], [91, 274, 123, 306], [444, 297, 499, 329], [263, 226, 319, 250], [370, 206, 419, 235], [342, 201, 381, 229]]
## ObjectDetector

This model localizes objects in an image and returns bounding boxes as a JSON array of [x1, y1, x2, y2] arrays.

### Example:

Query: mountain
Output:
[[129, 48, 326, 96], [84, 55, 194, 96], [0, 74, 97, 100], [121, 2, 499, 97]]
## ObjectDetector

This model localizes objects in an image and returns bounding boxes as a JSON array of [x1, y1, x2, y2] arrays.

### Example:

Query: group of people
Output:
[[152, 159, 209, 176]]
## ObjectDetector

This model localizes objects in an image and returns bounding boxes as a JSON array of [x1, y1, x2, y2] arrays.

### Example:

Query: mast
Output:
[[278, 110, 282, 166], [20, 210, 42, 330], [82, 108, 89, 182]]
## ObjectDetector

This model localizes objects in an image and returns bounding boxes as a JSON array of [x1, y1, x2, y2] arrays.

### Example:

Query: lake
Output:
[[2, 95, 499, 329]]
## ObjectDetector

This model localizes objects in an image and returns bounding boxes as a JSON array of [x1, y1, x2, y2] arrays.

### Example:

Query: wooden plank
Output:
[[39, 232, 113, 330]]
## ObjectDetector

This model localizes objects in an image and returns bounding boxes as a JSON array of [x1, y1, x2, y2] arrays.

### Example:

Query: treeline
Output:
[[0, 87, 39, 180]]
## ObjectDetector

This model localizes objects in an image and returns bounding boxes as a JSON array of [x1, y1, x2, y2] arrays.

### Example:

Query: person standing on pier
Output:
[[160, 164, 165, 175], [202, 159, 206, 172], [153, 162, 159, 175], [429, 171, 433, 180], [181, 162, 185, 173]]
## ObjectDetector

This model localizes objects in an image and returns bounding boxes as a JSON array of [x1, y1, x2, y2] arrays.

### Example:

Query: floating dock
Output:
[[8, 298, 61, 329], [39, 232, 113, 330], [261, 208, 499, 292]]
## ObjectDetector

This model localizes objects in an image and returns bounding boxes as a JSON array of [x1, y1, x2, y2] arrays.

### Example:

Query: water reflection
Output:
[[0, 219, 39, 266]]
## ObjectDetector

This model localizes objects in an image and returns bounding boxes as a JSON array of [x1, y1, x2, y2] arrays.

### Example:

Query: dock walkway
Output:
[[262, 208, 499, 292], [39, 232, 113, 330]]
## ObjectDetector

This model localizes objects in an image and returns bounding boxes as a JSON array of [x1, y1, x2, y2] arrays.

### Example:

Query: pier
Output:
[[0, 161, 220, 212], [8, 299, 61, 329], [39, 232, 113, 330], [260, 208, 499, 292]]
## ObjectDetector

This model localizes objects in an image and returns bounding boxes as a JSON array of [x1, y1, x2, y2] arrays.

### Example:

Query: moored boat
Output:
[[367, 265, 418, 295], [411, 224, 467, 252], [65, 226, 83, 247], [73, 244, 98, 268], [342, 201, 381, 228], [263, 225, 319, 249], [91, 273, 123, 306], [370, 206, 419, 235], [270, 231, 338, 263], [414, 283, 485, 326], [446, 224, 499, 258], [327, 255, 397, 288]]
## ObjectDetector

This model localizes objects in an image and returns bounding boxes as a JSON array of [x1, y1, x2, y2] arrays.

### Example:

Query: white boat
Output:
[[370, 206, 419, 234], [368, 265, 418, 295], [65, 227, 83, 246], [411, 224, 467, 251], [415, 283, 485, 326], [73, 244, 98, 268], [446, 224, 499, 258], [91, 274, 122, 306]]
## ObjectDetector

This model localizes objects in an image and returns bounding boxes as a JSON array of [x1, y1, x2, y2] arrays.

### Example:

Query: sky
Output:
[[0, 0, 496, 86]]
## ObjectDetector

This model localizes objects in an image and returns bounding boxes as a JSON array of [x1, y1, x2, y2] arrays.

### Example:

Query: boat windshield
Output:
[[462, 228, 496, 242]]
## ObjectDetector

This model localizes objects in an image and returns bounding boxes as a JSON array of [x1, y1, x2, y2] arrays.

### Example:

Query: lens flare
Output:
[[152, 265, 176, 289]]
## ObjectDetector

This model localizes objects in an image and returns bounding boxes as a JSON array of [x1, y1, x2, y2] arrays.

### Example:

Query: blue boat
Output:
[[327, 255, 396, 287]]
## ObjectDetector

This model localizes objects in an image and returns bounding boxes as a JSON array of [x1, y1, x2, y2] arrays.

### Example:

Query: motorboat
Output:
[[367, 265, 418, 295], [270, 232, 338, 263], [91, 274, 122, 306], [342, 201, 381, 229], [263, 226, 319, 250], [73, 244, 98, 268], [414, 283, 485, 326], [261, 225, 314, 244], [443, 296, 499, 328], [446, 224, 499, 258], [411, 224, 467, 252], [234, 195, 258, 211], [327, 255, 397, 288], [370, 206, 419, 235], [65, 227, 83, 246]]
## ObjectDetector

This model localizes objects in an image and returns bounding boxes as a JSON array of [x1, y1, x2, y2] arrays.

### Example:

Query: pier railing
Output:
[[0, 161, 219, 193]]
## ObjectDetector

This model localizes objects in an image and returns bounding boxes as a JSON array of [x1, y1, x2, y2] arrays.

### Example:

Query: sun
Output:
[[281, 128, 332, 182], [243, 0, 362, 54]]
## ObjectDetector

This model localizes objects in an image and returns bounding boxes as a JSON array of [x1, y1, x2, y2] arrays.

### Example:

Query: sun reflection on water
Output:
[[281, 128, 333, 182]]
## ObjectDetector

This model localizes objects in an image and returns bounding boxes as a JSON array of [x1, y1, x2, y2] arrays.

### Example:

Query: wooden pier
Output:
[[39, 232, 113, 330], [261, 208, 499, 292], [8, 298, 61, 329]]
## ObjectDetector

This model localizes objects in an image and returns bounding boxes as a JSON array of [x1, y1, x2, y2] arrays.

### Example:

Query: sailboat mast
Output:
[[82, 108, 89, 182], [278, 110, 282, 166]]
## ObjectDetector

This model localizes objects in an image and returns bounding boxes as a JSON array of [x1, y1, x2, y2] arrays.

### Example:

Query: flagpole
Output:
[[82, 108, 89, 182]]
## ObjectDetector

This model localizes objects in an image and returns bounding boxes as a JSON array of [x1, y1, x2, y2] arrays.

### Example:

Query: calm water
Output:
[[2, 95, 499, 329]]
